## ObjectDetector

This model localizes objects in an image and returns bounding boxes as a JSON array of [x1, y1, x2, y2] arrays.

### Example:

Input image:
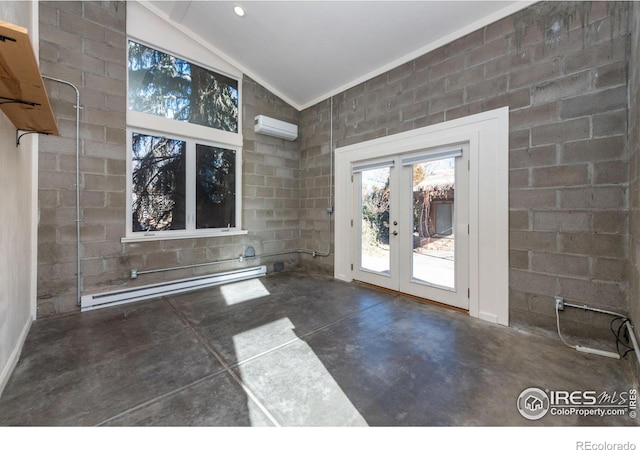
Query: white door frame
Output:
[[334, 107, 509, 326]]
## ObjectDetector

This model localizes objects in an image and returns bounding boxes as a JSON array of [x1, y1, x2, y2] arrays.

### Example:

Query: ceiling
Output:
[[147, 1, 533, 111]]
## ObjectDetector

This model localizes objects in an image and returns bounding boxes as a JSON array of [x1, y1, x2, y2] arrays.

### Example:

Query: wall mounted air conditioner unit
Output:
[[254, 115, 298, 141]]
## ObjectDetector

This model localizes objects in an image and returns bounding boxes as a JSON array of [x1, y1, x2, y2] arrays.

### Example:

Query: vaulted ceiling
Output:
[[147, 1, 534, 110]]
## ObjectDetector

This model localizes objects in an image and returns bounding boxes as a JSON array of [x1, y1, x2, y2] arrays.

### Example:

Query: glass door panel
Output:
[[359, 166, 391, 275], [411, 157, 456, 290], [351, 144, 468, 311], [400, 147, 469, 310]]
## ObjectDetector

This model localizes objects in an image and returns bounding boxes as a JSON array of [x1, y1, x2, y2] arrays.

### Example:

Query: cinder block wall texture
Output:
[[38, 1, 635, 347], [37, 1, 300, 316], [299, 1, 632, 342]]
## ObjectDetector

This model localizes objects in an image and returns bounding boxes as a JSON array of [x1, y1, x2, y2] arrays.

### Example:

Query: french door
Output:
[[351, 145, 469, 310]]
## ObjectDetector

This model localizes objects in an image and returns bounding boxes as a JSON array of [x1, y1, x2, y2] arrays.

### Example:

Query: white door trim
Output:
[[334, 107, 509, 326]]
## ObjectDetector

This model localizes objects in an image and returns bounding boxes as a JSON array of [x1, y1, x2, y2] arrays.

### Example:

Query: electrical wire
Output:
[[611, 317, 635, 358], [555, 303, 577, 349], [556, 302, 638, 359]]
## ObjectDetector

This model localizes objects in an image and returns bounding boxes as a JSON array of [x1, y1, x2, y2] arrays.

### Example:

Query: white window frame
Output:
[[123, 36, 245, 243], [121, 23, 248, 243], [123, 128, 245, 243]]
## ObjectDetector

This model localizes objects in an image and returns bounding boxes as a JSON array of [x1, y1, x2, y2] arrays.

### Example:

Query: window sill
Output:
[[121, 229, 249, 243]]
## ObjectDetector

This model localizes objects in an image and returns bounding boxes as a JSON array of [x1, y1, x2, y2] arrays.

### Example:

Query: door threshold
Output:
[[352, 280, 468, 315]]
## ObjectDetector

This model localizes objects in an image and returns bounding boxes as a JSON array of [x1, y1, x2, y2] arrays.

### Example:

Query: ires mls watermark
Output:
[[517, 387, 637, 421]]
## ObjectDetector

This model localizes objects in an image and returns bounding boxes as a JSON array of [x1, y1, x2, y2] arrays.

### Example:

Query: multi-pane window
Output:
[[126, 40, 242, 240]]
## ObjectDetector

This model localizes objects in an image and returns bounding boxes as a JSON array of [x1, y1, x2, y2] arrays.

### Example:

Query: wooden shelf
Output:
[[0, 20, 59, 140]]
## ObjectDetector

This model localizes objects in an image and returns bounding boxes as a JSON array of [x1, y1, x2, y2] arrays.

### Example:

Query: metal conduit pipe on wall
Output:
[[564, 302, 640, 367], [556, 299, 640, 368], [298, 94, 335, 258], [42, 76, 82, 304], [135, 250, 297, 277]]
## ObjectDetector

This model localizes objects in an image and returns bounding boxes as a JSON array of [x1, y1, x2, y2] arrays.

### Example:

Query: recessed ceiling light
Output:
[[234, 6, 245, 17]]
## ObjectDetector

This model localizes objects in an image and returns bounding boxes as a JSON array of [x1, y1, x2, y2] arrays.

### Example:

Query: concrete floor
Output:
[[0, 271, 637, 426]]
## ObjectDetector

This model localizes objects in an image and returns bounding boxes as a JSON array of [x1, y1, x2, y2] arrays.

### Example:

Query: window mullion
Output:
[[185, 139, 196, 231]]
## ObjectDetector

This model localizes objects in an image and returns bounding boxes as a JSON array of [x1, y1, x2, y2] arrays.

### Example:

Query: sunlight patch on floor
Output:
[[221, 278, 270, 306], [233, 317, 368, 426]]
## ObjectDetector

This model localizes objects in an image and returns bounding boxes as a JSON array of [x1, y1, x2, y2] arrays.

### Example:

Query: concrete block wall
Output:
[[38, 1, 128, 316], [298, 98, 335, 275], [240, 77, 301, 263], [36, 1, 635, 349], [628, 1, 640, 379], [299, 1, 631, 343], [37, 2, 301, 316]]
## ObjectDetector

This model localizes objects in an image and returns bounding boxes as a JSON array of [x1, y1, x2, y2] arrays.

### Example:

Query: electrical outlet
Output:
[[554, 296, 564, 311]]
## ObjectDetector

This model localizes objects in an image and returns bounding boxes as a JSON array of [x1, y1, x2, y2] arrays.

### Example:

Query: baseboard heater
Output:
[[80, 265, 267, 312]]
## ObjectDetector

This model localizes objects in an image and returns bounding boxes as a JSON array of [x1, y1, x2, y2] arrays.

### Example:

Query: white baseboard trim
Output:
[[0, 318, 32, 398], [478, 311, 500, 325]]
